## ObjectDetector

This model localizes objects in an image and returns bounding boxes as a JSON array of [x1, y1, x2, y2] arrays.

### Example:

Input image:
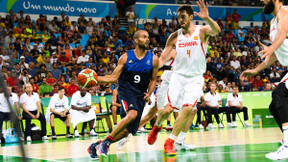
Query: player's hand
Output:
[[18, 116, 22, 120], [194, 0, 209, 20], [259, 41, 275, 64], [30, 114, 36, 119], [240, 69, 258, 80], [144, 92, 152, 104], [60, 112, 66, 117]]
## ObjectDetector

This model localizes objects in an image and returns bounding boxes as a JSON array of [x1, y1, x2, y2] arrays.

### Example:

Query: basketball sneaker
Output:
[[175, 141, 197, 151], [266, 145, 288, 160], [207, 123, 217, 129], [116, 134, 132, 150], [244, 121, 252, 127], [66, 134, 73, 138], [227, 123, 233, 128], [89, 129, 98, 136], [198, 124, 204, 129], [165, 124, 173, 131], [138, 127, 147, 133], [232, 122, 238, 127], [148, 124, 163, 145], [218, 123, 224, 128], [74, 130, 80, 138], [26, 136, 31, 142], [42, 136, 48, 140], [88, 140, 101, 160], [163, 138, 176, 155], [96, 140, 111, 157], [52, 135, 57, 140]]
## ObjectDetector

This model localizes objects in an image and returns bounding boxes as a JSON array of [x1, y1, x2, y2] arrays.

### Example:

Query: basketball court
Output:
[[0, 127, 285, 161]]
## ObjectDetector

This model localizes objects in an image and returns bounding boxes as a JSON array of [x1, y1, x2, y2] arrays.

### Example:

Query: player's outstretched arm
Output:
[[195, 0, 221, 38], [97, 54, 127, 83], [158, 32, 177, 68], [240, 52, 277, 80], [261, 8, 288, 61], [144, 55, 159, 102]]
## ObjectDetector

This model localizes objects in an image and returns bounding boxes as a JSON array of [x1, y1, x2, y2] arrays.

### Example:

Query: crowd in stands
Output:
[[0, 9, 284, 98]]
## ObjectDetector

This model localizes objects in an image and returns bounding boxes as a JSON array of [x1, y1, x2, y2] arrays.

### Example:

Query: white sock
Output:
[[245, 120, 249, 124], [168, 134, 177, 141], [176, 131, 186, 143], [283, 125, 288, 146], [156, 122, 162, 128]]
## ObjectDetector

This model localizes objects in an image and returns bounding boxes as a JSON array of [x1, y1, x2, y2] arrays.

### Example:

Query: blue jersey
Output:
[[118, 50, 154, 99]]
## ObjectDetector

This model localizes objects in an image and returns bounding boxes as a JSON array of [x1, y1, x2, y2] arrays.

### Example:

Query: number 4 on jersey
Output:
[[187, 50, 191, 58]]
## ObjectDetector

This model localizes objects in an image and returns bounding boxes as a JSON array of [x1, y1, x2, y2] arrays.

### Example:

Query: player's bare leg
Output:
[[139, 106, 158, 128], [175, 109, 197, 151], [147, 104, 174, 145], [163, 105, 194, 155]]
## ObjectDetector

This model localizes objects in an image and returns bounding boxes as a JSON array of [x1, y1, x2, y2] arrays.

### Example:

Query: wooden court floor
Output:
[[0, 127, 286, 162]]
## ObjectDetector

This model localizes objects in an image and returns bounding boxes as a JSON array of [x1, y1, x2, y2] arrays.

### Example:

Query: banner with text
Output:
[[1, 0, 273, 22]]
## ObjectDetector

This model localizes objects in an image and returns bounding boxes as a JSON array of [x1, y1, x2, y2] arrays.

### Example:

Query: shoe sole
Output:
[[96, 145, 107, 157], [163, 149, 177, 156]]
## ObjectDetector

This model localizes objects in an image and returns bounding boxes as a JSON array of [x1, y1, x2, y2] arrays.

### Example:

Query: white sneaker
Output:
[[116, 134, 131, 150], [266, 145, 288, 160], [74, 130, 80, 138], [138, 127, 147, 133], [26, 136, 31, 142], [89, 129, 98, 136], [232, 122, 238, 128], [218, 123, 224, 128], [42, 136, 48, 140], [244, 122, 252, 127], [227, 123, 233, 128], [175, 141, 197, 151], [198, 124, 204, 129], [66, 134, 73, 138], [52, 135, 57, 140], [207, 123, 217, 129]]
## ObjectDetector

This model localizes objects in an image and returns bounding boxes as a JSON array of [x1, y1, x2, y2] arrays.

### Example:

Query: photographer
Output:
[[19, 69, 31, 85]]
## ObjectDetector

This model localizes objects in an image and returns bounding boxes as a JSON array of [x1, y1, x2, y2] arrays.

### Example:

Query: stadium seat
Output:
[[54, 34, 61, 39]]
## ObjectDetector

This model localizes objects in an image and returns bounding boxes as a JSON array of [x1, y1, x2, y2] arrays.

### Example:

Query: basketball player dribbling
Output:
[[241, 0, 288, 160], [147, 1, 221, 155]]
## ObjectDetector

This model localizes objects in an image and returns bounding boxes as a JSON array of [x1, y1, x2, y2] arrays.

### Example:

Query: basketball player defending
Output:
[[147, 2, 221, 155], [241, 0, 288, 160], [87, 30, 158, 159]]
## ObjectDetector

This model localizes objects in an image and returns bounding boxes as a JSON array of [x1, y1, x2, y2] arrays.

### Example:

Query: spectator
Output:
[[20, 83, 48, 141], [19, 69, 31, 85], [269, 67, 281, 83], [230, 56, 241, 70], [51, 63, 62, 79], [252, 75, 263, 91], [29, 77, 39, 95], [67, 78, 79, 97], [27, 62, 38, 77], [232, 9, 241, 29], [77, 50, 89, 67], [86, 57, 96, 68], [126, 7, 135, 26], [47, 87, 72, 139], [39, 78, 52, 97], [227, 86, 251, 127]]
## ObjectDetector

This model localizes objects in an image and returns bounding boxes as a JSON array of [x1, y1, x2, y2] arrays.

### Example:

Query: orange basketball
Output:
[[77, 69, 98, 88]]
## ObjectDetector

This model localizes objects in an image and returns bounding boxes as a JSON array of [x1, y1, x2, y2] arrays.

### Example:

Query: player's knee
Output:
[[183, 105, 193, 112], [50, 114, 54, 119], [127, 110, 138, 120], [67, 114, 71, 119], [191, 108, 197, 115]]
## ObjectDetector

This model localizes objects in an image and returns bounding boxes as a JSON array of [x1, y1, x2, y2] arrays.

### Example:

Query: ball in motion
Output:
[[77, 69, 98, 88]]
